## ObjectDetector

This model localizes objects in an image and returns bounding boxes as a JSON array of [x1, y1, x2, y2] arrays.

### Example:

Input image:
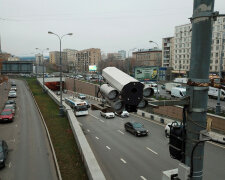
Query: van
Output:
[[165, 83, 182, 93], [171, 87, 186, 98], [208, 87, 225, 100]]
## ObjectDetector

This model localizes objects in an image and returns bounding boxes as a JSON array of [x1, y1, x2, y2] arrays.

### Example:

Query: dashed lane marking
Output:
[[106, 146, 111, 150], [120, 158, 127, 164], [117, 130, 124, 135], [95, 136, 99, 140], [87, 129, 90, 132], [146, 147, 158, 155], [99, 119, 104, 123], [140, 176, 147, 180]]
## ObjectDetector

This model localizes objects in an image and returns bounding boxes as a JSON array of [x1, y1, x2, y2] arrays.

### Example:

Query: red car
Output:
[[0, 109, 14, 122]]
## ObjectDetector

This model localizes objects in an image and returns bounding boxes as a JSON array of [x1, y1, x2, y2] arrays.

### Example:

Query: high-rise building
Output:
[[63, 49, 78, 64], [173, 17, 225, 75], [49, 51, 67, 65], [132, 49, 162, 67], [76, 48, 101, 73], [35, 53, 44, 65], [118, 50, 126, 60], [107, 53, 122, 60], [162, 37, 174, 67]]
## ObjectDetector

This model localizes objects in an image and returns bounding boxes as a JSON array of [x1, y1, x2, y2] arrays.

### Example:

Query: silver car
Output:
[[8, 90, 17, 98]]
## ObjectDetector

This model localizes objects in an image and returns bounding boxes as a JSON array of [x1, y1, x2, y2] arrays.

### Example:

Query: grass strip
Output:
[[26, 78, 88, 180]]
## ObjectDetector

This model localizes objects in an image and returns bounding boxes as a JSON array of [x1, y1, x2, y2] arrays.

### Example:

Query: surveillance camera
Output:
[[102, 67, 144, 107]]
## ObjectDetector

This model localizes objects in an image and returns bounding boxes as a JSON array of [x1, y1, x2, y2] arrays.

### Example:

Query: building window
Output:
[[215, 66, 218, 71], [216, 53, 219, 57], [210, 66, 212, 70]]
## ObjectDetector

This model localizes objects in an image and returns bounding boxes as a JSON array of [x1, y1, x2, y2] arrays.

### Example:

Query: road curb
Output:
[[24, 80, 62, 180]]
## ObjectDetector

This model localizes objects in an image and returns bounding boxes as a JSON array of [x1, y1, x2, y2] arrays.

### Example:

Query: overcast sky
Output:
[[1, 0, 225, 56]]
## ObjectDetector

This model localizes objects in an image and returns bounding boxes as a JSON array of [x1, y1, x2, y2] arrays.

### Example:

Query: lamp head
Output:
[[67, 33, 73, 36], [48, 31, 54, 34]]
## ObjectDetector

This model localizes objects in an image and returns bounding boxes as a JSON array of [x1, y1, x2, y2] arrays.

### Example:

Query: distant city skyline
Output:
[[0, 0, 225, 56]]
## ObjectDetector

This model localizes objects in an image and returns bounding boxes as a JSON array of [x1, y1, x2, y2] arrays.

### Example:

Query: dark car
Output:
[[124, 122, 148, 136], [5, 100, 16, 105], [161, 84, 165, 89], [0, 140, 8, 168]]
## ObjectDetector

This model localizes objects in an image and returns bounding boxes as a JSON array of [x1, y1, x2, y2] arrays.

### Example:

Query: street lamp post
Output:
[[48, 31, 73, 116], [216, 32, 225, 115], [149, 40, 160, 98], [36, 48, 49, 92]]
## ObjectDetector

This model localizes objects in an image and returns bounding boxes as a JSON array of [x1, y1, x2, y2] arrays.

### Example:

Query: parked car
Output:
[[0, 140, 8, 168], [124, 122, 148, 136], [145, 81, 157, 87], [152, 87, 160, 94], [115, 110, 129, 118], [0, 109, 14, 122], [11, 86, 17, 91], [100, 111, 115, 119], [8, 91, 17, 98], [78, 93, 86, 99], [161, 84, 165, 89], [4, 105, 15, 115], [5, 100, 16, 106], [165, 121, 181, 137]]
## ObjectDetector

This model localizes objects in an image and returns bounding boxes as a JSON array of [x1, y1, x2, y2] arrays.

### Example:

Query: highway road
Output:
[[75, 98, 225, 180], [0, 79, 57, 180], [157, 85, 225, 111]]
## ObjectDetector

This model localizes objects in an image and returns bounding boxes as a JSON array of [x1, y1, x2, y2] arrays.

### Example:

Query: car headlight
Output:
[[0, 159, 3, 162], [146, 130, 149, 133], [137, 131, 140, 133]]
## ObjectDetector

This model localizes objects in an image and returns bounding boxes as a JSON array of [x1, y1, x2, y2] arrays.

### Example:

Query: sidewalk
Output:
[[0, 82, 10, 111]]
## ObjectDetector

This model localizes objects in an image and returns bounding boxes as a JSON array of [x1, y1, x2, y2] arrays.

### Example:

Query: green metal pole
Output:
[[186, 1, 215, 180]]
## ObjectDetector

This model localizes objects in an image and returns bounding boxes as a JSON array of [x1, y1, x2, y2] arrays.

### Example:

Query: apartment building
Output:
[[132, 49, 162, 67], [118, 50, 126, 60], [107, 53, 122, 60], [173, 17, 225, 75], [35, 53, 44, 65], [63, 49, 78, 64], [162, 37, 174, 67], [76, 48, 101, 73], [49, 51, 67, 65]]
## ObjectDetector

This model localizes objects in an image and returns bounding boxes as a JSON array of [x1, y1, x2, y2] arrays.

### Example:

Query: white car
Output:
[[115, 111, 129, 118], [8, 90, 17, 98], [11, 87, 17, 91], [165, 121, 181, 137], [100, 111, 115, 119], [152, 87, 160, 94]]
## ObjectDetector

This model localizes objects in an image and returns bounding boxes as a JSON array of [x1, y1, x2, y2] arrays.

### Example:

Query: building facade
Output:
[[162, 37, 174, 67], [173, 17, 225, 75], [132, 49, 162, 67], [8, 56, 20, 61], [118, 50, 126, 60], [76, 48, 101, 73], [35, 53, 44, 65], [107, 53, 122, 60], [49, 51, 68, 65]]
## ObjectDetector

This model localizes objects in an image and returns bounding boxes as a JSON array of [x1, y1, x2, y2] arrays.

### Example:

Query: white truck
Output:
[[173, 78, 188, 84], [208, 87, 225, 100], [171, 87, 186, 98], [165, 82, 182, 94]]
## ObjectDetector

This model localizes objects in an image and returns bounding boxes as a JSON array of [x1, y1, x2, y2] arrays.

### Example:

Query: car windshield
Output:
[[5, 106, 13, 109], [1, 111, 11, 115], [0, 146, 3, 152], [133, 123, 143, 128]]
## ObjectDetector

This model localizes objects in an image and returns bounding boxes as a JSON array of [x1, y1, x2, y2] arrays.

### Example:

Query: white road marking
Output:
[[15, 124, 18, 127], [117, 130, 124, 135], [140, 176, 147, 180], [95, 136, 99, 140], [120, 158, 127, 164], [106, 146, 111, 150], [8, 162, 12, 168], [99, 119, 104, 123], [87, 129, 90, 132], [89, 114, 99, 119], [79, 123, 83, 126], [119, 118, 124, 121], [146, 147, 158, 155]]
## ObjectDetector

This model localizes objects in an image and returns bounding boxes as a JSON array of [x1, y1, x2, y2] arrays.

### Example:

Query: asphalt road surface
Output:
[[0, 79, 57, 180], [76, 98, 225, 180]]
